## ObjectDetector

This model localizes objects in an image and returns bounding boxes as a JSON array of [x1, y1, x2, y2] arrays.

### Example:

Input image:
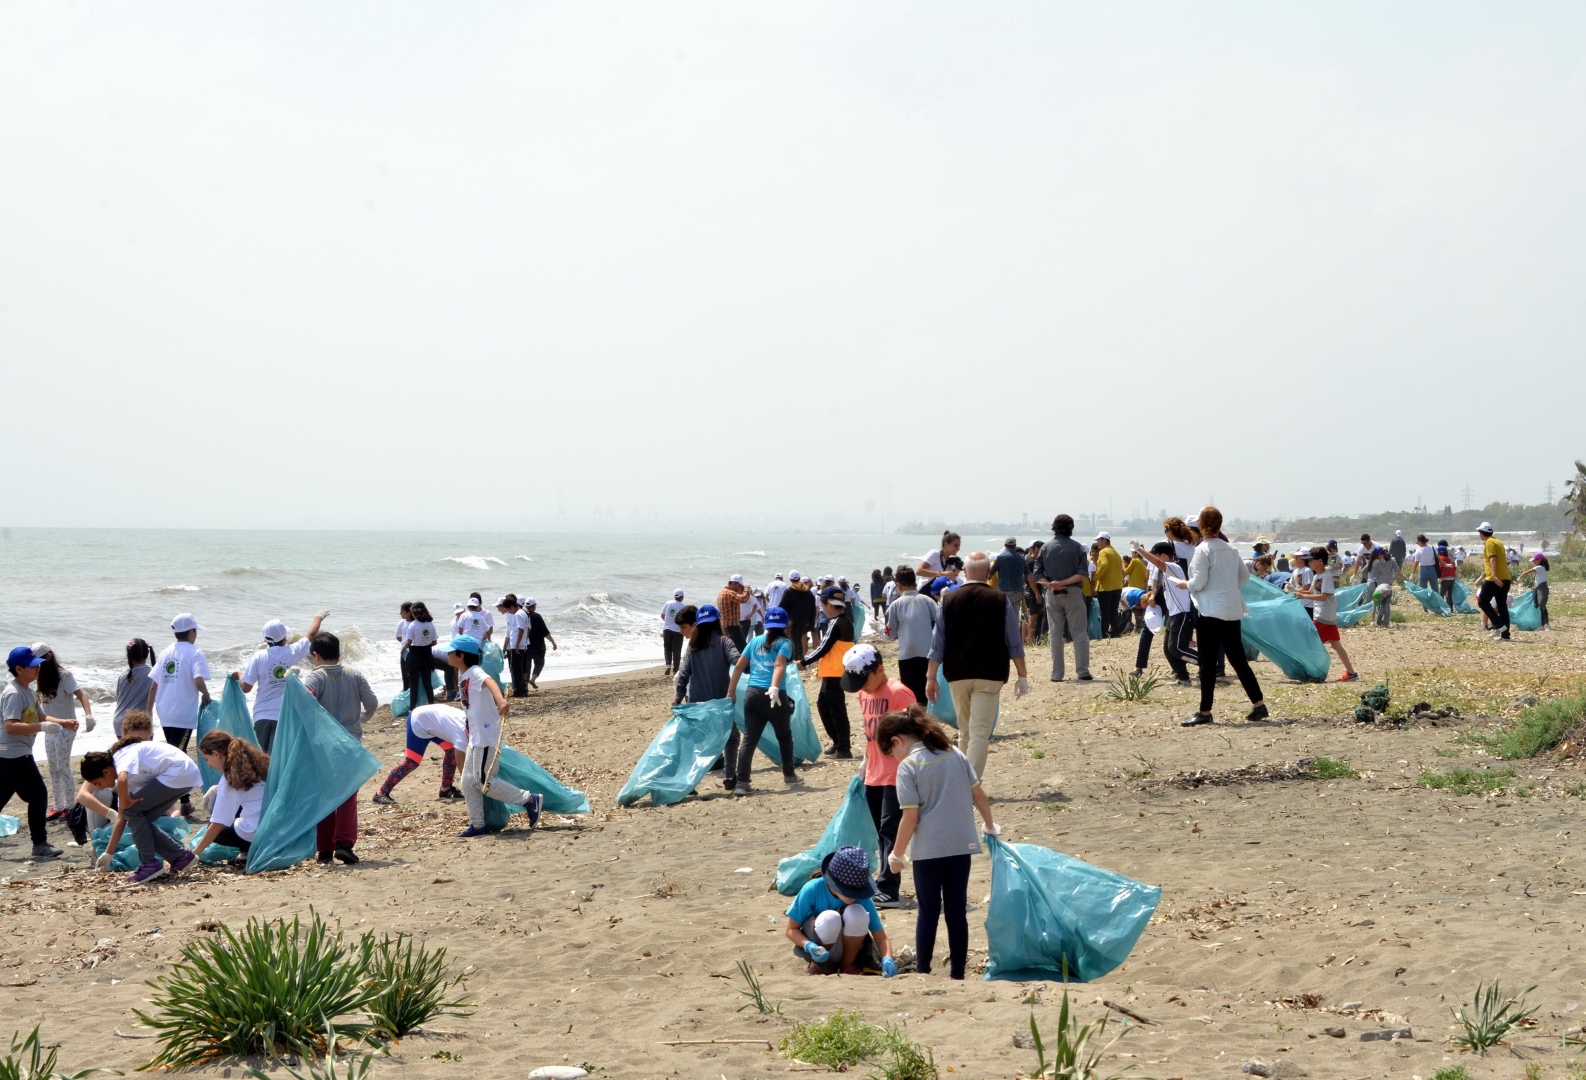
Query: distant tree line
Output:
[[1276, 501, 1573, 542]]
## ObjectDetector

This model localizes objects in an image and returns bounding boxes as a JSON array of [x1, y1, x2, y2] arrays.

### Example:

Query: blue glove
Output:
[[803, 941, 829, 963], [882, 956, 896, 978]]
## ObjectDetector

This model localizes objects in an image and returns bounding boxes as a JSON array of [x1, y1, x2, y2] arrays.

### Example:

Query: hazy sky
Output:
[[4, 3, 1584, 530]]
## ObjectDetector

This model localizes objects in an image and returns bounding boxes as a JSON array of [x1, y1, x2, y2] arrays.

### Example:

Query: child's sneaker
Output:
[[524, 793, 544, 829], [457, 825, 491, 838], [1337, 671, 1360, 682], [371, 793, 396, 805], [169, 850, 196, 874], [127, 860, 166, 884], [733, 783, 752, 797], [437, 788, 463, 803], [30, 843, 61, 859]]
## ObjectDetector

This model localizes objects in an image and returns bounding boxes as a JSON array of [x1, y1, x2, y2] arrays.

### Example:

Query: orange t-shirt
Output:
[[858, 678, 917, 787]]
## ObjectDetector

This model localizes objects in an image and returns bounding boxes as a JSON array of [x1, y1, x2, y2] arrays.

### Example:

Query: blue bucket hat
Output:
[[695, 603, 721, 625], [822, 845, 876, 900], [444, 634, 482, 656], [763, 606, 790, 629]]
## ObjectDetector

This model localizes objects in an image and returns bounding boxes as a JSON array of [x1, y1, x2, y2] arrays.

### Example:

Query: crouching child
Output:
[[783, 845, 896, 977]]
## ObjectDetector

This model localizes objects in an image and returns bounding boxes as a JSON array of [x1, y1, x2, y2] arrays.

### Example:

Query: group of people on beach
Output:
[[397, 592, 557, 705]]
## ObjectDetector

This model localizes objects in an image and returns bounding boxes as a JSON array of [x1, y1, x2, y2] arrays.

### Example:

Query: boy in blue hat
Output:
[[444, 635, 543, 837], [2, 646, 67, 859], [783, 844, 896, 976]]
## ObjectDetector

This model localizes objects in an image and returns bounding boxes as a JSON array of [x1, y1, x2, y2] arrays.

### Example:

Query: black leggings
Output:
[[1478, 579, 1511, 634], [662, 630, 683, 672], [816, 676, 851, 754], [1536, 582, 1550, 626], [872, 599, 885, 618], [1195, 616, 1263, 714], [1162, 611, 1194, 680], [213, 825, 252, 854], [736, 686, 796, 783], [405, 646, 437, 708], [0, 755, 49, 844], [897, 657, 929, 707], [527, 646, 546, 684], [1439, 577, 1456, 611], [913, 853, 972, 978]]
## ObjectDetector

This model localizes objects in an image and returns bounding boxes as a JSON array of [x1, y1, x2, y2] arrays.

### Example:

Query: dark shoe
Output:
[[437, 788, 463, 802], [372, 793, 396, 805], [1246, 704, 1269, 722], [317, 852, 334, 864], [783, 772, 805, 786], [1181, 713, 1214, 727], [457, 825, 491, 838], [523, 793, 544, 829], [874, 894, 903, 909], [169, 850, 196, 874], [334, 846, 359, 865], [832, 749, 855, 759], [1049, 677, 1065, 683], [1174, 679, 1193, 687], [1077, 674, 1094, 683], [722, 778, 737, 792], [30, 843, 61, 859]]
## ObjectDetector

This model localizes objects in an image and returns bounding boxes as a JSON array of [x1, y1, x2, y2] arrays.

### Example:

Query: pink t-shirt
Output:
[[859, 678, 917, 787]]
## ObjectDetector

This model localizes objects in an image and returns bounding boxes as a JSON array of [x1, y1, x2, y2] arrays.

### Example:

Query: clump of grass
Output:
[[1433, 745, 1463, 758], [1450, 980, 1536, 1052], [1126, 754, 1156, 782], [1031, 749, 1047, 759], [1415, 767, 1516, 796], [1310, 757, 1359, 780], [1106, 669, 1162, 703], [136, 909, 377, 1068], [362, 932, 473, 1040], [0, 1026, 101, 1080], [872, 1027, 938, 1080], [733, 959, 780, 1014], [778, 1009, 887, 1070], [1431, 1066, 1471, 1080], [246, 1021, 383, 1080], [1025, 989, 1137, 1080], [1477, 688, 1586, 759]]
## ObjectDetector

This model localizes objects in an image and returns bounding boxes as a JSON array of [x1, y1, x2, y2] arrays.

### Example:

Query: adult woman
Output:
[[1167, 507, 1267, 727], [916, 531, 962, 587], [34, 645, 94, 818], [726, 607, 804, 794]]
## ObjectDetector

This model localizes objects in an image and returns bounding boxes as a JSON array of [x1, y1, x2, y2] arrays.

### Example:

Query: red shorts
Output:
[[1313, 619, 1340, 643]]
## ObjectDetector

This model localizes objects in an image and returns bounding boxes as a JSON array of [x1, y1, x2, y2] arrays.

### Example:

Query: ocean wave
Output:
[[513, 555, 533, 561], [485, 556, 506, 566], [735, 551, 767, 557], [441, 556, 494, 571], [220, 566, 271, 576], [149, 584, 202, 593]]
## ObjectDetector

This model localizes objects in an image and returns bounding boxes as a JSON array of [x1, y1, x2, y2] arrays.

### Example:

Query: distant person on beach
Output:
[[467, 592, 494, 641], [882, 567, 937, 705], [373, 702, 464, 805], [871, 569, 887, 618], [1168, 507, 1267, 727], [882, 568, 900, 608], [800, 586, 857, 759], [1518, 553, 1551, 631], [926, 552, 1028, 778], [1477, 522, 1512, 641], [303, 632, 376, 865], [1022, 542, 1045, 643], [991, 539, 1026, 625], [501, 595, 529, 696], [236, 610, 329, 752], [2, 645, 65, 859], [33, 645, 93, 819], [672, 604, 744, 791], [1389, 530, 1407, 570], [1092, 533, 1124, 638], [401, 603, 441, 708], [1413, 535, 1439, 594], [1366, 548, 1398, 627], [779, 573, 818, 662], [1035, 515, 1092, 683], [1292, 546, 1358, 682], [726, 606, 804, 794], [1131, 541, 1195, 686], [660, 590, 686, 676], [917, 530, 962, 588], [718, 575, 752, 650], [149, 613, 212, 815], [115, 639, 155, 738], [523, 598, 556, 688], [766, 573, 789, 609], [745, 589, 767, 638], [1437, 541, 1458, 611]]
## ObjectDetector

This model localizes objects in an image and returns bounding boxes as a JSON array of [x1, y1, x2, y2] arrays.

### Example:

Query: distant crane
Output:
[[1461, 482, 1472, 512]]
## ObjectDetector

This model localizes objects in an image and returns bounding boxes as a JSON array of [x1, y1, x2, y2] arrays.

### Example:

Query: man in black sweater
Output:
[[778, 574, 819, 662]]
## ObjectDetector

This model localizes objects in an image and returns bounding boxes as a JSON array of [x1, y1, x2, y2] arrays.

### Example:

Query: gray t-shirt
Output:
[[0, 680, 40, 759], [894, 743, 982, 862], [1312, 569, 1338, 624], [38, 670, 80, 720], [302, 664, 377, 741], [115, 664, 153, 732]]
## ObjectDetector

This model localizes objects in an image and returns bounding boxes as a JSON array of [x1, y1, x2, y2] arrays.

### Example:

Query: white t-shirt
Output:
[[661, 601, 685, 633], [1161, 562, 1192, 616], [921, 551, 946, 576], [210, 774, 265, 840], [1534, 566, 1549, 585], [458, 611, 490, 640], [1172, 541, 1196, 565], [742, 594, 765, 625], [1414, 545, 1438, 567], [1454, 548, 1467, 564], [883, 580, 899, 604], [150, 640, 212, 729], [766, 580, 788, 607], [403, 621, 440, 649], [243, 639, 313, 722], [458, 666, 500, 748], [113, 739, 201, 793], [505, 610, 528, 649], [395, 619, 410, 643], [409, 704, 468, 747], [1292, 566, 1315, 611]]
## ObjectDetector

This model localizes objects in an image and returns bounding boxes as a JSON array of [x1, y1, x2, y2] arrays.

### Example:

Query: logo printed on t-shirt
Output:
[[272, 665, 287, 679], [165, 660, 177, 674]]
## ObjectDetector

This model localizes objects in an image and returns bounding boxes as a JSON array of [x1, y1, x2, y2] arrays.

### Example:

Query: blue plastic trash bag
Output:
[[982, 835, 1160, 983], [851, 603, 866, 640], [776, 773, 881, 895], [1404, 580, 1452, 617], [484, 745, 591, 829], [1088, 600, 1102, 640], [732, 670, 821, 766], [92, 817, 192, 872], [196, 677, 256, 791], [1451, 579, 1479, 615], [390, 672, 443, 720], [1508, 588, 1542, 631], [1332, 583, 1374, 627], [246, 677, 381, 873], [0, 815, 17, 837], [1236, 580, 1330, 681], [481, 641, 506, 685], [618, 698, 736, 807]]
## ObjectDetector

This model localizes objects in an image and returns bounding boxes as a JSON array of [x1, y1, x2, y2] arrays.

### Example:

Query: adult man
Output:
[[882, 567, 938, 704], [522, 598, 557, 687], [926, 552, 1029, 778], [1092, 533, 1124, 639], [779, 573, 818, 661], [303, 632, 377, 865], [991, 539, 1027, 621], [1476, 522, 1512, 641], [236, 610, 328, 752], [718, 575, 752, 650], [661, 589, 686, 676], [766, 573, 789, 609], [1034, 516, 1092, 682], [501, 594, 530, 696], [148, 613, 212, 814], [1389, 530, 1408, 570], [1412, 535, 1439, 595]]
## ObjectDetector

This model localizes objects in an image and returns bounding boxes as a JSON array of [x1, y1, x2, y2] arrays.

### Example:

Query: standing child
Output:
[[101, 711, 202, 883], [236, 611, 328, 752], [870, 570, 887, 619], [189, 730, 271, 868], [115, 639, 156, 738], [1518, 553, 1551, 631], [1436, 542, 1458, 614], [445, 635, 543, 837], [842, 644, 915, 908], [402, 602, 441, 707], [661, 590, 687, 676], [522, 599, 556, 688], [1367, 549, 1397, 628], [502, 595, 529, 697], [726, 607, 804, 794], [396, 602, 414, 692], [672, 605, 743, 790], [783, 845, 896, 977], [373, 702, 464, 804], [33, 645, 94, 819], [1293, 546, 1358, 682], [148, 614, 212, 816], [302, 632, 376, 864], [879, 705, 997, 980], [1, 646, 66, 859]]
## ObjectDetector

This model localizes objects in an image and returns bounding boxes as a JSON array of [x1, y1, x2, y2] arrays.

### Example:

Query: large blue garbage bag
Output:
[[246, 677, 381, 873], [1451, 579, 1479, 615], [484, 745, 590, 829], [617, 699, 736, 807], [92, 817, 192, 872], [732, 670, 821, 766], [1332, 583, 1374, 627], [196, 677, 256, 791], [851, 603, 866, 640], [1508, 588, 1542, 631], [982, 835, 1160, 983], [1235, 580, 1330, 681], [1404, 580, 1452, 617], [481, 641, 506, 685], [1088, 599, 1102, 640], [775, 774, 881, 895], [390, 672, 443, 720]]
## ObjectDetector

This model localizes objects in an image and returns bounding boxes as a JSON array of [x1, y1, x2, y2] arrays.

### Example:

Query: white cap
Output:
[[1395, 530, 1403, 538], [730, 574, 743, 584], [262, 619, 289, 643], [674, 589, 684, 599], [1186, 516, 1200, 528], [774, 572, 784, 580], [842, 643, 880, 674], [171, 614, 204, 633], [495, 596, 508, 606], [790, 572, 801, 582], [1478, 521, 1494, 533], [454, 602, 466, 613], [1097, 531, 1111, 540], [30, 642, 50, 657], [524, 597, 536, 607], [467, 596, 482, 609]]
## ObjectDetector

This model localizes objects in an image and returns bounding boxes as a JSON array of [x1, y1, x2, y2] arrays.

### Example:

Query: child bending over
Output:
[[190, 730, 271, 868], [783, 845, 896, 977]]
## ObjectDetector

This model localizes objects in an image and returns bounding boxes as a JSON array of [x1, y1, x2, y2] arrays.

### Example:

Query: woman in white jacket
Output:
[[1168, 507, 1268, 727]]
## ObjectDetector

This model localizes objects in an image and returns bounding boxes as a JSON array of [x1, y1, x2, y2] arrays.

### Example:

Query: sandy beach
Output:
[[5, 584, 1586, 1079]]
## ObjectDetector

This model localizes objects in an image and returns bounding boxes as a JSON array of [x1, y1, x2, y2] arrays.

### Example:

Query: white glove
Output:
[[986, 823, 1002, 836], [94, 851, 112, 871], [1014, 677, 1029, 698], [887, 852, 907, 874], [40, 721, 61, 734], [316, 609, 331, 620], [83, 715, 96, 733], [768, 685, 784, 708], [202, 786, 219, 814]]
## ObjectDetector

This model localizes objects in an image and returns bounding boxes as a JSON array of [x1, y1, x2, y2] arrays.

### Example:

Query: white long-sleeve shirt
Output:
[[1184, 538, 1251, 622]]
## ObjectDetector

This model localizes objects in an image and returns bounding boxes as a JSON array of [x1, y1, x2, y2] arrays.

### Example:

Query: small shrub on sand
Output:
[[1024, 988, 1137, 1080], [1482, 689, 1586, 759], [362, 932, 473, 1040], [779, 1009, 887, 1069], [1431, 1067, 1471, 1080], [1449, 980, 1536, 1052], [1309, 757, 1359, 779], [0, 1025, 100, 1080], [1415, 767, 1515, 796]]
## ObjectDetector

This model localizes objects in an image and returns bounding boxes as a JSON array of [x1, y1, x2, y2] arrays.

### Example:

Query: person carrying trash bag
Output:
[[726, 606, 805, 795], [783, 844, 897, 977], [616, 698, 737, 808], [442, 635, 543, 838], [672, 604, 743, 793]]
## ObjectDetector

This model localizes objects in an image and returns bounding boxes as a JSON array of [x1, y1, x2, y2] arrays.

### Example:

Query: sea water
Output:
[[2, 527, 1130, 760]]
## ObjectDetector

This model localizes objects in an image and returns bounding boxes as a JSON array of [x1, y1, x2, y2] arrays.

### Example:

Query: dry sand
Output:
[[5, 585, 1586, 1079]]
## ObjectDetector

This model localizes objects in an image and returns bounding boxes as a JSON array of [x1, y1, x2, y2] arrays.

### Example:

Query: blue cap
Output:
[[763, 606, 790, 629], [696, 604, 721, 625], [931, 576, 954, 595], [6, 646, 43, 669], [819, 585, 846, 605], [444, 634, 482, 656], [822, 845, 876, 900], [1123, 588, 1145, 608]]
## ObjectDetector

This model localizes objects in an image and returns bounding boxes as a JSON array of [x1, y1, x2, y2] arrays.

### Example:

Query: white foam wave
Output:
[[485, 557, 506, 566], [441, 556, 493, 571], [735, 551, 767, 557], [150, 584, 202, 593], [514, 555, 533, 561]]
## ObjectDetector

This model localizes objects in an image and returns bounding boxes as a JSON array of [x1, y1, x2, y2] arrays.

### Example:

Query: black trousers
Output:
[[213, 825, 252, 854], [0, 755, 49, 844], [1439, 577, 1456, 611], [737, 686, 796, 783], [405, 646, 437, 708], [507, 648, 529, 695], [865, 783, 901, 897], [1135, 627, 1154, 671], [897, 656, 929, 706], [816, 676, 851, 754], [527, 645, 547, 684], [1095, 589, 1122, 638], [662, 629, 683, 673], [1195, 616, 1264, 714], [399, 647, 410, 691], [725, 624, 748, 651], [913, 853, 972, 978], [1162, 612, 1194, 681], [1478, 579, 1511, 635]]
